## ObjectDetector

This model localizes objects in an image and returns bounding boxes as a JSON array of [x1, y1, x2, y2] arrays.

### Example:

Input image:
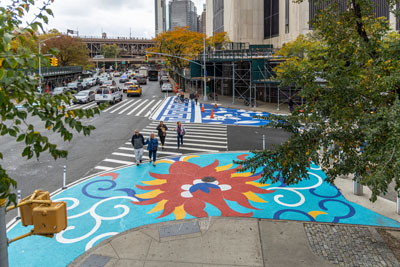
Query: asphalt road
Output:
[[2, 77, 163, 222], [228, 126, 292, 151]]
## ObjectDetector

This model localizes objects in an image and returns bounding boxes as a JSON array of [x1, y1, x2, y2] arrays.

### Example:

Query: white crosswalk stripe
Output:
[[92, 122, 229, 173], [136, 100, 155, 116], [96, 97, 165, 117], [127, 99, 149, 115]]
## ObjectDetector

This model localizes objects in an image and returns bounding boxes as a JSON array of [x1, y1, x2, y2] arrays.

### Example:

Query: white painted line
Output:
[[103, 99, 127, 112], [82, 103, 97, 110], [151, 97, 172, 121], [112, 152, 134, 158], [71, 102, 93, 110], [127, 99, 149, 115], [118, 100, 137, 114], [136, 99, 155, 116], [117, 147, 182, 155], [145, 127, 227, 134], [149, 122, 227, 129], [103, 158, 134, 165], [94, 166, 114, 171], [160, 146, 219, 153], [140, 130, 227, 137], [125, 141, 227, 149], [195, 102, 202, 123], [126, 137, 228, 144], [147, 124, 228, 131], [110, 99, 134, 113], [145, 100, 162, 118]]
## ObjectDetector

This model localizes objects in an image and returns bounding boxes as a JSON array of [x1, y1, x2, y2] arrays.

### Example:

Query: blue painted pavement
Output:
[[153, 97, 272, 126], [6, 152, 400, 267]]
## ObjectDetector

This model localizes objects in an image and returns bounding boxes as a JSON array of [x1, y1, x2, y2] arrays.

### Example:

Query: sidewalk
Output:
[[200, 94, 291, 115], [71, 217, 399, 267], [6, 152, 400, 267]]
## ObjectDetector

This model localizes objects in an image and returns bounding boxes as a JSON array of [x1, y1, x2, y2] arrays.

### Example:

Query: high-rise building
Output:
[[155, 0, 167, 35], [206, 0, 396, 48], [169, 0, 199, 32], [200, 4, 206, 34]]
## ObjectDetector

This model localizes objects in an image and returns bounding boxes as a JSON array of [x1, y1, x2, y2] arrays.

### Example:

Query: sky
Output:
[[35, 0, 206, 39]]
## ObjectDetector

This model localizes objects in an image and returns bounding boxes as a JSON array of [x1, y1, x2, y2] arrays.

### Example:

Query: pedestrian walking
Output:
[[288, 97, 294, 113], [145, 133, 159, 166], [194, 91, 199, 105], [156, 121, 168, 149], [131, 129, 145, 166], [176, 121, 186, 149]]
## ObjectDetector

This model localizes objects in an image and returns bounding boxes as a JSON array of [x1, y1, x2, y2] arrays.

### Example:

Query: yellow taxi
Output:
[[126, 85, 142, 97]]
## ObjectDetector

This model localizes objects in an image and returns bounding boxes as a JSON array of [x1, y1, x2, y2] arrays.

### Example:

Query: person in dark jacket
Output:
[[145, 133, 159, 166], [175, 121, 185, 149], [156, 121, 168, 149], [131, 129, 145, 166]]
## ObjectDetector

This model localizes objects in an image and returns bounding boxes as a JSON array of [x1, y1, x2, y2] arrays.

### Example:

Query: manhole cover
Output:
[[159, 221, 201, 238], [79, 254, 111, 267]]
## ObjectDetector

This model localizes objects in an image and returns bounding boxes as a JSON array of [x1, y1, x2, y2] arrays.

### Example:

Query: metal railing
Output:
[[199, 49, 280, 61], [33, 66, 83, 77]]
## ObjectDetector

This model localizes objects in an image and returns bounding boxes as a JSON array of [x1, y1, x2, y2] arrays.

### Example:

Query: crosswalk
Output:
[[93, 121, 228, 172], [68, 97, 165, 118]]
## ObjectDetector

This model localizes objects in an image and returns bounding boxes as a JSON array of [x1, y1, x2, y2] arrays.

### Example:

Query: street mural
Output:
[[201, 104, 272, 126], [7, 153, 400, 267], [153, 97, 272, 126]]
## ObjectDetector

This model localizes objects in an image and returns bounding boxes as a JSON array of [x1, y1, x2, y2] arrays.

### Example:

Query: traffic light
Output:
[[32, 201, 67, 234], [50, 57, 58, 67], [145, 55, 149, 63]]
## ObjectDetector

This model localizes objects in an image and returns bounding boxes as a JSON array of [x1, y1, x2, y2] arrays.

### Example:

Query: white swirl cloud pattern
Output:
[[267, 172, 323, 207], [55, 196, 139, 250]]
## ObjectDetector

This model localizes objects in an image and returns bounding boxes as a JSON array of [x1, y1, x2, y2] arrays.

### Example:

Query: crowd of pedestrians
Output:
[[131, 121, 187, 167]]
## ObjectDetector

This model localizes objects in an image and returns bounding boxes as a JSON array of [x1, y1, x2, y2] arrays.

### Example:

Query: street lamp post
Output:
[[37, 36, 60, 92], [203, 37, 207, 101]]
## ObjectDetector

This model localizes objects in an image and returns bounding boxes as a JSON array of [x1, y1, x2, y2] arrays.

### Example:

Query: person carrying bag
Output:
[[156, 121, 168, 149]]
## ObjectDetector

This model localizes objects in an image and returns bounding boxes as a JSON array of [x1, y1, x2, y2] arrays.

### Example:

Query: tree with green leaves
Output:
[[100, 44, 121, 58], [0, 0, 104, 206], [236, 0, 400, 201]]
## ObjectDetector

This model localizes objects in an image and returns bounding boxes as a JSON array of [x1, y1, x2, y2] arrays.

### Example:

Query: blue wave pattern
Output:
[[6, 153, 400, 267], [201, 104, 272, 126]]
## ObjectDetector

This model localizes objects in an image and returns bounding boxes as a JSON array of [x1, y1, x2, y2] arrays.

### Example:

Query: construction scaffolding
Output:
[[183, 44, 302, 110]]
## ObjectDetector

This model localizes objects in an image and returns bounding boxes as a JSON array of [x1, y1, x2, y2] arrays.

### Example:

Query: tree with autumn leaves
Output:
[[149, 27, 230, 75], [237, 0, 400, 201]]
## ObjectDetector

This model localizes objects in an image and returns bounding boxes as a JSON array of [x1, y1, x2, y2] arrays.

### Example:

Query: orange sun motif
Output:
[[133, 154, 275, 219]]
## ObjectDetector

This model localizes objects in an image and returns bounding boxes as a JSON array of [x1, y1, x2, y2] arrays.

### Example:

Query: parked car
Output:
[[137, 75, 147, 85], [126, 85, 142, 97], [52, 87, 69, 96], [95, 86, 123, 105], [73, 90, 95, 104], [161, 83, 173, 92]]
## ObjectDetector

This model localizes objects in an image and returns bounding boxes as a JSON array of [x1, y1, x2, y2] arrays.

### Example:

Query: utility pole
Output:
[[38, 40, 42, 93], [0, 199, 8, 267], [203, 37, 207, 101]]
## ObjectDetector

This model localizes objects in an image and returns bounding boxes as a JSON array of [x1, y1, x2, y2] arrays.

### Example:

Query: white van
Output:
[[95, 86, 123, 105]]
